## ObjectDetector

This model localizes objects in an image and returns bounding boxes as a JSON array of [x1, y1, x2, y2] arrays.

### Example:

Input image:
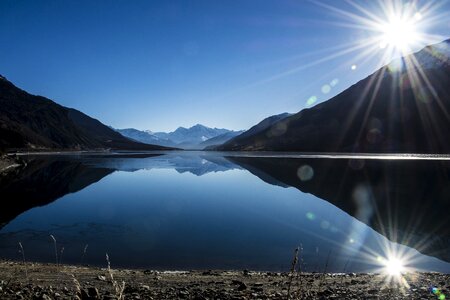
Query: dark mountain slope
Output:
[[217, 40, 450, 153], [199, 130, 244, 150], [215, 113, 291, 150], [0, 75, 173, 151]]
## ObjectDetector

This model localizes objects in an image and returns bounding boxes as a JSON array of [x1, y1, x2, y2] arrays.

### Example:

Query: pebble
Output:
[[97, 275, 106, 281], [0, 262, 448, 300], [237, 283, 247, 291], [87, 287, 99, 298]]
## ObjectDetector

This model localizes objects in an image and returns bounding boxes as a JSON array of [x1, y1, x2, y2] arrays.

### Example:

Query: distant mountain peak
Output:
[[117, 124, 240, 150]]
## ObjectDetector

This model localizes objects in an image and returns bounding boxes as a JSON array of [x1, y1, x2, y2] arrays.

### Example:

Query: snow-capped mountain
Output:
[[116, 124, 241, 149], [115, 128, 175, 147]]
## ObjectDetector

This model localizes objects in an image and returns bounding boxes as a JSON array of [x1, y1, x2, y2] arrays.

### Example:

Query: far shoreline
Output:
[[6, 149, 450, 161]]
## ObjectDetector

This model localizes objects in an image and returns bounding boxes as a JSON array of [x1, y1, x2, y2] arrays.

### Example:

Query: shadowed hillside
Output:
[[0, 75, 174, 152], [217, 40, 450, 153]]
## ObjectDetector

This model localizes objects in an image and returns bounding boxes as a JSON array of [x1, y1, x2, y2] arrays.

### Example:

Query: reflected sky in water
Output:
[[0, 152, 449, 273]]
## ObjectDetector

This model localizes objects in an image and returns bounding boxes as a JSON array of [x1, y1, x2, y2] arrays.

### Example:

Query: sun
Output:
[[378, 15, 422, 52], [383, 257, 405, 276], [378, 16, 420, 52], [374, 250, 412, 288]]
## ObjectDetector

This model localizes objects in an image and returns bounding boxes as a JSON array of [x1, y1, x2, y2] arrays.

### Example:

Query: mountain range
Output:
[[1, 39, 449, 154], [216, 39, 450, 153], [0, 75, 173, 152], [115, 112, 296, 150], [116, 125, 244, 150]]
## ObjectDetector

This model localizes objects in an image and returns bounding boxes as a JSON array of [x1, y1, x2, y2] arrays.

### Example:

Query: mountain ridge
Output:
[[216, 39, 450, 153], [213, 112, 292, 150], [0, 76, 174, 152]]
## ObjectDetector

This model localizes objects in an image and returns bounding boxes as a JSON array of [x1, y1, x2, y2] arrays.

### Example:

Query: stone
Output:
[[178, 289, 190, 298], [87, 287, 99, 298]]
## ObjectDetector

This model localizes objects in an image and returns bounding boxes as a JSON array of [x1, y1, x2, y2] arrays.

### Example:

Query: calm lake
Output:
[[0, 151, 449, 273]]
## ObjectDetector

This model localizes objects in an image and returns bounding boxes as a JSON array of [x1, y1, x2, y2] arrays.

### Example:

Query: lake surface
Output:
[[0, 151, 449, 273]]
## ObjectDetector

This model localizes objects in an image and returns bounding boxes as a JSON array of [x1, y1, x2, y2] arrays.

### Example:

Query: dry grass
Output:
[[70, 273, 82, 298], [12, 238, 128, 299], [106, 253, 126, 300], [18, 242, 27, 280], [50, 235, 58, 267], [287, 247, 299, 299]]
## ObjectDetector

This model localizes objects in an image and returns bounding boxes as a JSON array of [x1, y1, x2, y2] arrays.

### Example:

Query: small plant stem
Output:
[[295, 244, 304, 299], [80, 244, 88, 265], [50, 235, 58, 267], [287, 247, 299, 300], [18, 242, 28, 279], [341, 259, 350, 284], [318, 249, 332, 294]]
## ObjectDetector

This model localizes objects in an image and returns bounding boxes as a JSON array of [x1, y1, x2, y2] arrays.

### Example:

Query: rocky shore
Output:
[[0, 261, 448, 299]]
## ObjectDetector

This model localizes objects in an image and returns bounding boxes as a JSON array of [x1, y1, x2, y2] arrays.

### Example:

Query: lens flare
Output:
[[383, 257, 405, 276], [430, 287, 447, 300], [371, 247, 415, 288], [377, 15, 420, 53], [306, 95, 318, 106]]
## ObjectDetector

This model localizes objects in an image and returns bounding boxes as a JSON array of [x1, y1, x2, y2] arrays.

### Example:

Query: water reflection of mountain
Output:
[[227, 156, 450, 263], [0, 157, 114, 229], [171, 154, 242, 176], [2, 153, 449, 264], [0, 153, 240, 228], [84, 152, 242, 176]]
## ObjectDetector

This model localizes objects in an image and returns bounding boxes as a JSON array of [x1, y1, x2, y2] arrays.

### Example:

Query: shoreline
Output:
[[7, 149, 450, 161], [0, 260, 448, 299]]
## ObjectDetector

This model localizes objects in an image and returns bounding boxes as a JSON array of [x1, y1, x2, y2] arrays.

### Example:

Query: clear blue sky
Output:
[[0, 0, 449, 132]]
